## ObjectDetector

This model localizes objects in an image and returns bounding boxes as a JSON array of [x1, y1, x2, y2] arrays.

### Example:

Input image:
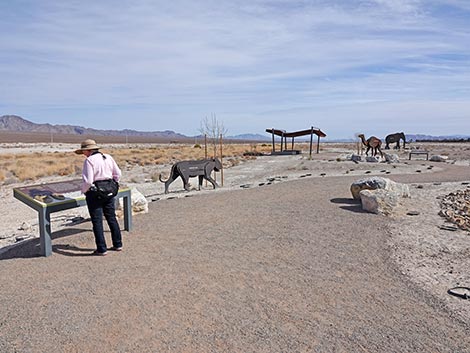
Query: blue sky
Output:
[[1, 0, 470, 139]]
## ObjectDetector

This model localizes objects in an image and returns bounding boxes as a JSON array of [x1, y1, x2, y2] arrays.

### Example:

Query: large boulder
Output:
[[350, 176, 410, 200], [117, 187, 148, 215], [359, 189, 399, 215], [130, 187, 149, 214]]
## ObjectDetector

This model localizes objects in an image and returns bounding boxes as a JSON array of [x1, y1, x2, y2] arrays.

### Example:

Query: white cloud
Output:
[[0, 0, 469, 138]]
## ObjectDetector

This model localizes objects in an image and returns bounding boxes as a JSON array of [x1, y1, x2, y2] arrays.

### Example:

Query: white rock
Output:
[[131, 187, 148, 214], [384, 153, 400, 163], [350, 177, 410, 200], [360, 189, 399, 215], [338, 154, 361, 162], [429, 155, 448, 162], [118, 187, 148, 215]]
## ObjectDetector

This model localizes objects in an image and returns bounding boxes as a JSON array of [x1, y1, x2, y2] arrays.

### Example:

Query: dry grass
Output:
[[0, 143, 277, 184], [104, 143, 277, 167], [0, 152, 83, 184]]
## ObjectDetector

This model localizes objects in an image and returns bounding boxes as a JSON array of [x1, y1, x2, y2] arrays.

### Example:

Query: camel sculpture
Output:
[[358, 134, 383, 157], [385, 132, 406, 150]]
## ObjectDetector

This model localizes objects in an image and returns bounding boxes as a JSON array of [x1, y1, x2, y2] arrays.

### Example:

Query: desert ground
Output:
[[1, 141, 470, 351]]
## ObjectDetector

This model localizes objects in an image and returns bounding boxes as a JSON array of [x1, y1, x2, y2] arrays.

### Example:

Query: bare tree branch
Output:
[[199, 114, 227, 157]]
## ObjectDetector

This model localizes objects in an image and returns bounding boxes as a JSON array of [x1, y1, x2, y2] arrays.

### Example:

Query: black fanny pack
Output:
[[92, 179, 119, 199]]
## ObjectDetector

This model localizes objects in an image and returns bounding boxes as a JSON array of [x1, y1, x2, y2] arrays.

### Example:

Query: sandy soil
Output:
[[0, 143, 433, 248], [1, 142, 470, 351]]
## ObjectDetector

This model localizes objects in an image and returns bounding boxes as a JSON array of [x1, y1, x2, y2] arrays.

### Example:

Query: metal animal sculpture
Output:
[[159, 158, 222, 194], [385, 132, 406, 149], [358, 134, 383, 157]]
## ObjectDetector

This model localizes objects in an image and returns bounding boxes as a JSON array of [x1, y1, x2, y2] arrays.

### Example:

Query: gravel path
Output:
[[1, 172, 469, 352]]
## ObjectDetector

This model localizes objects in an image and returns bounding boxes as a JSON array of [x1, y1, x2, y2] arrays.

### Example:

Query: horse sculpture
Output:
[[358, 134, 383, 157], [385, 132, 406, 150]]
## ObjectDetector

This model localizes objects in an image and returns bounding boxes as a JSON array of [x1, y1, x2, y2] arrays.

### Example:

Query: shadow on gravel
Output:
[[330, 197, 357, 204], [53, 243, 95, 257], [0, 228, 88, 260], [0, 238, 42, 260], [330, 197, 366, 213]]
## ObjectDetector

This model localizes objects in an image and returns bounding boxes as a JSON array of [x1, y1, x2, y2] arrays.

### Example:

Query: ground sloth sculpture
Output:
[[159, 158, 222, 194]]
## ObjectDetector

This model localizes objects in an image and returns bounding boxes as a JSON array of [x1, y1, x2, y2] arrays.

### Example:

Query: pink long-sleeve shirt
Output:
[[81, 152, 122, 193]]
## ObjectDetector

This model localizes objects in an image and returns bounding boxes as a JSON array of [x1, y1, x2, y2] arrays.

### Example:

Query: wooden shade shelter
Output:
[[265, 127, 327, 157]]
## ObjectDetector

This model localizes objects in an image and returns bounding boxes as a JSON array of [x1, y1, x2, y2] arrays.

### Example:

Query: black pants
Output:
[[86, 192, 122, 253]]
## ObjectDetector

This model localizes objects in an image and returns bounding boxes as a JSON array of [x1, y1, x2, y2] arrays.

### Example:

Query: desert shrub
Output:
[[194, 144, 201, 148], [57, 168, 70, 176], [224, 158, 240, 168], [243, 151, 264, 156], [14, 166, 42, 181]]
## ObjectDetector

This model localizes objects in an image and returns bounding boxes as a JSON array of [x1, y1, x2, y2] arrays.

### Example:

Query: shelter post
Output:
[[271, 128, 275, 153], [219, 133, 224, 186], [204, 134, 208, 187], [309, 126, 314, 159]]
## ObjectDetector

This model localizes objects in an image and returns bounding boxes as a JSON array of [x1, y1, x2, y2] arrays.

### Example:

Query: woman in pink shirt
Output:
[[75, 139, 122, 256]]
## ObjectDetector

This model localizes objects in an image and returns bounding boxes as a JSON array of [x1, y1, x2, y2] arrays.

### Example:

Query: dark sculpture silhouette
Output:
[[159, 158, 222, 194], [358, 134, 383, 157], [385, 132, 406, 150]]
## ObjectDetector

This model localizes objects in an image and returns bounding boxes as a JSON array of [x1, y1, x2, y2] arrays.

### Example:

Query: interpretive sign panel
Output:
[[13, 179, 132, 257], [15, 179, 83, 205]]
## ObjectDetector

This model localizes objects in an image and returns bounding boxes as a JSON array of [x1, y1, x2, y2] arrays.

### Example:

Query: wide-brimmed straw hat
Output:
[[75, 139, 100, 154]]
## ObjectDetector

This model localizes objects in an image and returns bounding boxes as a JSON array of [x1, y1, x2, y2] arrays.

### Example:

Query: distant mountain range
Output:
[[0, 115, 190, 139], [0, 115, 272, 141], [405, 134, 470, 142], [1, 115, 469, 142]]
